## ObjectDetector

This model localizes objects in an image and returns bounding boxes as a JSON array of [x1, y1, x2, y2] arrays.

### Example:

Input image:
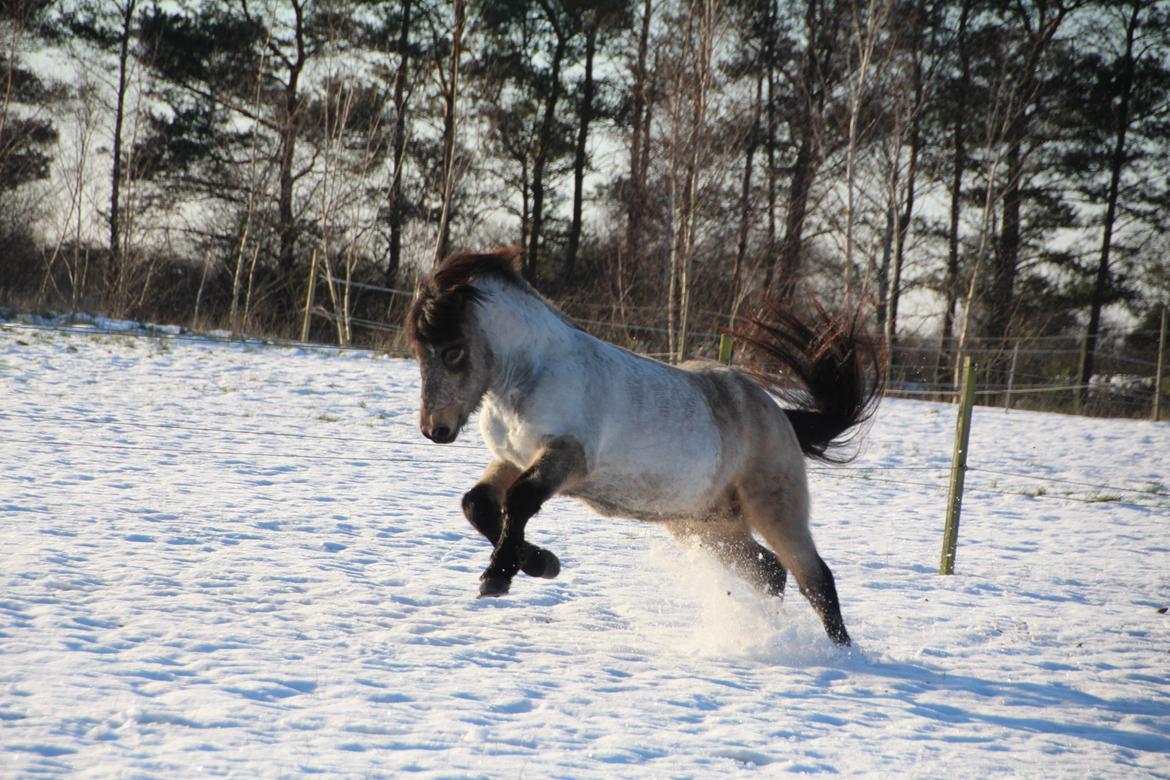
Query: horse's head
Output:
[[405, 282, 493, 443], [405, 249, 522, 443]]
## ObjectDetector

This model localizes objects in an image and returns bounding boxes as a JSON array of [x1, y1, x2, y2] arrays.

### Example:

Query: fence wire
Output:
[[5, 400, 1167, 511], [3, 318, 1166, 505]]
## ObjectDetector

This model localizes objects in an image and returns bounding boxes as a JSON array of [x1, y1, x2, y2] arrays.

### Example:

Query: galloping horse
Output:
[[406, 248, 881, 646]]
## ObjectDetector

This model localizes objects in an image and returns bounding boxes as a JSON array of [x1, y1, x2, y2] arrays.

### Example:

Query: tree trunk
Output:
[[889, 46, 923, 353], [433, 0, 464, 267], [771, 134, 816, 300], [1077, 0, 1140, 401], [842, 0, 887, 299], [676, 0, 715, 363], [938, 0, 971, 386], [980, 3, 1070, 387], [564, 14, 599, 285], [525, 6, 567, 285], [766, 0, 822, 301], [877, 202, 893, 333], [763, 3, 779, 290], [887, 137, 916, 349], [386, 0, 413, 284], [625, 0, 652, 262], [731, 72, 764, 327], [986, 128, 1023, 347], [106, 0, 136, 312], [276, 0, 307, 296]]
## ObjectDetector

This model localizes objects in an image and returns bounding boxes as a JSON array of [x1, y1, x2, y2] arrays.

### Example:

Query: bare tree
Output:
[[380, 0, 413, 284], [432, 0, 464, 266], [841, 0, 892, 298], [624, 0, 655, 264], [766, 0, 843, 301], [660, 0, 730, 361], [105, 0, 136, 309]]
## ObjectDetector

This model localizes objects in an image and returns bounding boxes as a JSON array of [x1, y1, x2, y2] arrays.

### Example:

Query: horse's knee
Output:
[[462, 484, 502, 543], [504, 479, 550, 525]]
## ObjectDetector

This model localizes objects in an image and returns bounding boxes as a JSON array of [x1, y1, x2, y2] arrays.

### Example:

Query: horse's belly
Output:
[[568, 485, 698, 521], [567, 401, 725, 519], [567, 456, 720, 521]]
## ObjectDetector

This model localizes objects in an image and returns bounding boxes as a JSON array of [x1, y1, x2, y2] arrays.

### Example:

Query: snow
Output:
[[2, 321, 1169, 778]]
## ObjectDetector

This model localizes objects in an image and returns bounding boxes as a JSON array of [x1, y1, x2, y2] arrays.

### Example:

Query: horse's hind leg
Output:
[[740, 484, 851, 646], [462, 459, 560, 581], [667, 519, 787, 597], [742, 540, 787, 597]]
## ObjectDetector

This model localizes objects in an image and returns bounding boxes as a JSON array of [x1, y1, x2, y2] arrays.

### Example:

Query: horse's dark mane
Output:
[[407, 247, 585, 350], [432, 247, 525, 292], [406, 247, 527, 349]]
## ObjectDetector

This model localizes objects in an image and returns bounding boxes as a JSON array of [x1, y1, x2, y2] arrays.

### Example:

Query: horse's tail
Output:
[[732, 298, 884, 463]]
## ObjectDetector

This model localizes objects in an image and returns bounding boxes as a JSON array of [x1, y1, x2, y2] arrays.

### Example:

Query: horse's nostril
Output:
[[431, 425, 452, 443]]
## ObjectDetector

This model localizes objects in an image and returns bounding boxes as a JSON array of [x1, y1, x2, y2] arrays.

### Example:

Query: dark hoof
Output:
[[478, 576, 512, 598], [521, 548, 561, 579]]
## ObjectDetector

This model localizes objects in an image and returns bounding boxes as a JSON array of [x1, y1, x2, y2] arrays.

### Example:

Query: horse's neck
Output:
[[475, 279, 578, 402]]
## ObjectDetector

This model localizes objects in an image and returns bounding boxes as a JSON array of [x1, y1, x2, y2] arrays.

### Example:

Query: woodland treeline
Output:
[[1, 0, 1169, 402]]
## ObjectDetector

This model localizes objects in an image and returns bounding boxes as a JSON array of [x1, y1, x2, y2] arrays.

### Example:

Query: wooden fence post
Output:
[[1155, 304, 1167, 422], [300, 249, 318, 343], [718, 333, 734, 365], [1004, 343, 1018, 413], [940, 356, 976, 575]]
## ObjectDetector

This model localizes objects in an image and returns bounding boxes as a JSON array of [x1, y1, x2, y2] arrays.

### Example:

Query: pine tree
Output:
[[1063, 0, 1170, 396]]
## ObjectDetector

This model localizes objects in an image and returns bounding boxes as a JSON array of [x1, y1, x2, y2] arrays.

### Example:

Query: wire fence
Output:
[[5, 417, 1167, 511], [4, 297, 1167, 422], [290, 276, 1168, 420], [809, 464, 1168, 509], [3, 396, 1167, 513], [6, 313, 1166, 599]]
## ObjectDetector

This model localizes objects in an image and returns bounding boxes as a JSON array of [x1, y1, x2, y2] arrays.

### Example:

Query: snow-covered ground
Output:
[[2, 321, 1168, 778]]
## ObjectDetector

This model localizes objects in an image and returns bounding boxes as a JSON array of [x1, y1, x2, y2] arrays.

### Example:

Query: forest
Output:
[[1, 0, 1168, 414]]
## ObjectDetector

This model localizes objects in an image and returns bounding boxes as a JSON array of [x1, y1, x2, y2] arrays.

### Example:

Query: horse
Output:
[[405, 248, 882, 646]]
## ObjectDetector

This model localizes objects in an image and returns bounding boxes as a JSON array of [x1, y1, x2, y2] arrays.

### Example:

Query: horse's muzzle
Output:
[[423, 424, 457, 444], [421, 405, 462, 443]]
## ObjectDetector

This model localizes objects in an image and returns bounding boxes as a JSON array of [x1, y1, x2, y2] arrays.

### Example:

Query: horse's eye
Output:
[[441, 346, 465, 368]]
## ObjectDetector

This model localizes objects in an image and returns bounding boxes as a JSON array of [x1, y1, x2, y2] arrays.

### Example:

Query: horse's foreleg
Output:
[[462, 459, 520, 543], [478, 436, 587, 598], [462, 459, 561, 581]]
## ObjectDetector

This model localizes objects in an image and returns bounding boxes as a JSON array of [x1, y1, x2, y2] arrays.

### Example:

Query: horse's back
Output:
[[485, 335, 802, 521]]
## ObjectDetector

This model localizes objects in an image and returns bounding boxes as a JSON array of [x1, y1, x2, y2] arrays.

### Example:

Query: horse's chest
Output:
[[479, 403, 543, 466]]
